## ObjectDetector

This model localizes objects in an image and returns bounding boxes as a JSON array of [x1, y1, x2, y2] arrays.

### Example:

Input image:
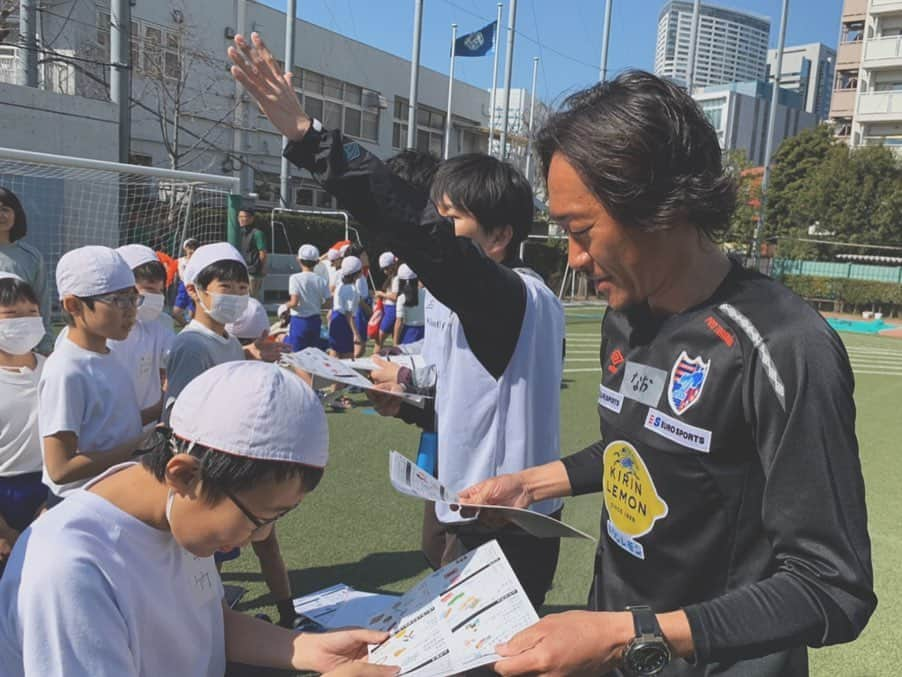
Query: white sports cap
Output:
[[226, 297, 270, 340], [0, 272, 24, 282], [340, 256, 362, 276], [378, 252, 396, 269], [277, 303, 289, 317], [183, 242, 246, 286], [56, 246, 136, 298], [170, 361, 329, 467], [397, 263, 417, 281], [326, 248, 341, 262], [116, 244, 158, 270], [298, 244, 320, 261]]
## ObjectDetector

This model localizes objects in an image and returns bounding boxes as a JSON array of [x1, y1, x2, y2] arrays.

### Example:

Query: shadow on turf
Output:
[[224, 549, 430, 613]]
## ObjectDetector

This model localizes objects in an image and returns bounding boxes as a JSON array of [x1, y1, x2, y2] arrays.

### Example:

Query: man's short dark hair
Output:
[[429, 153, 533, 258], [535, 70, 736, 239], [0, 187, 28, 242], [0, 276, 39, 308], [141, 429, 323, 502], [195, 259, 250, 288], [239, 208, 255, 217], [386, 150, 441, 194], [133, 260, 167, 285]]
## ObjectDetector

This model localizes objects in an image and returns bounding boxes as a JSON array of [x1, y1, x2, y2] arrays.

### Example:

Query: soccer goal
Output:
[[0, 146, 239, 316]]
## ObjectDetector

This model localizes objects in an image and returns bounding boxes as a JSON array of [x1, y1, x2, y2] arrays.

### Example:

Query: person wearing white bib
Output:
[[0, 361, 396, 677]]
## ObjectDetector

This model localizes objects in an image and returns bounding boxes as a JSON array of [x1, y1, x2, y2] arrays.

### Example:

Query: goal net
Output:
[[0, 147, 238, 317]]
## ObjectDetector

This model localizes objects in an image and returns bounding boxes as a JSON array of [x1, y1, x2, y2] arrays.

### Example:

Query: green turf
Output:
[[225, 309, 900, 676]]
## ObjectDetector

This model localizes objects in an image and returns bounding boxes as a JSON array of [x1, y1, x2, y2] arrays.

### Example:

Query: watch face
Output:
[[626, 642, 670, 675]]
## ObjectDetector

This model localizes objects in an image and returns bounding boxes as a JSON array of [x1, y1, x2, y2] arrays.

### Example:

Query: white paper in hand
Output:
[[388, 451, 595, 541]]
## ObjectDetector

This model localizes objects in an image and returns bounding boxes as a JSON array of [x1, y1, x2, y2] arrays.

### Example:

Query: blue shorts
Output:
[[329, 310, 354, 354], [0, 472, 48, 532], [380, 304, 397, 334], [174, 281, 195, 314], [400, 324, 425, 344], [355, 297, 371, 341], [287, 314, 322, 352], [215, 547, 241, 564]]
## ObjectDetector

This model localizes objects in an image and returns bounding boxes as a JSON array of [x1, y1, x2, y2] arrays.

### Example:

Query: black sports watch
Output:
[[622, 605, 672, 676]]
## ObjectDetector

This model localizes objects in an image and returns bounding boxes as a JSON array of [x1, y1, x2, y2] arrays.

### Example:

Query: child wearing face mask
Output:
[[0, 273, 49, 572], [40, 247, 144, 508]]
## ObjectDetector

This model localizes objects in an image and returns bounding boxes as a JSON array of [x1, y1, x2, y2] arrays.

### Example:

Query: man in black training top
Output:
[[239, 208, 267, 301]]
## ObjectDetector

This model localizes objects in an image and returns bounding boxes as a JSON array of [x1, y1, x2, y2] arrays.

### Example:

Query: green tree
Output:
[[720, 149, 759, 256]]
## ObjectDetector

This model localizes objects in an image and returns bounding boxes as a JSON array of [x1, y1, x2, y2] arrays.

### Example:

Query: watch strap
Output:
[[627, 605, 660, 638]]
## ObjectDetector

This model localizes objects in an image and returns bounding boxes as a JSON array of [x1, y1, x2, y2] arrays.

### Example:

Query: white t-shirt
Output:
[[164, 320, 245, 415], [288, 271, 330, 317], [0, 463, 226, 677], [0, 354, 45, 476], [355, 276, 370, 301], [328, 265, 341, 291], [109, 316, 175, 438], [332, 283, 360, 315], [397, 292, 425, 327], [383, 275, 400, 306], [314, 261, 331, 286], [38, 337, 142, 497]]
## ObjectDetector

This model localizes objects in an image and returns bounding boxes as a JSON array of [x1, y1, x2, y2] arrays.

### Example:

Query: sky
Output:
[[258, 0, 843, 106]]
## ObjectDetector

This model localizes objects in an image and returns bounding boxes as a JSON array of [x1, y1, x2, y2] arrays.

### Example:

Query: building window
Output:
[[293, 68, 378, 142], [393, 96, 446, 153], [97, 8, 182, 81]]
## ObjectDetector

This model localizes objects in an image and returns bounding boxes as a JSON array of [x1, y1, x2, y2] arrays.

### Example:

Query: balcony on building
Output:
[[830, 88, 858, 117], [857, 90, 902, 121], [840, 0, 868, 22], [837, 24, 864, 69], [863, 35, 902, 69], [870, 0, 902, 15]]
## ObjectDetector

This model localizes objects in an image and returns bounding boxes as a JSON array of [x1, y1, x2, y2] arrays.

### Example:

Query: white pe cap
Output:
[[116, 244, 158, 270], [298, 244, 320, 261], [170, 361, 329, 467], [277, 303, 289, 317], [183, 242, 246, 286], [225, 297, 270, 340], [397, 263, 417, 281], [340, 256, 362, 277], [378, 252, 396, 269], [326, 248, 341, 262], [56, 246, 136, 298], [0, 272, 24, 282]]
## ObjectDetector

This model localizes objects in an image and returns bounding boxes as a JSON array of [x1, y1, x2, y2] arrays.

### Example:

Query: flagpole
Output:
[[599, 0, 612, 82], [444, 24, 458, 160], [406, 0, 425, 150], [524, 56, 539, 183], [488, 2, 503, 157], [498, 0, 518, 161]]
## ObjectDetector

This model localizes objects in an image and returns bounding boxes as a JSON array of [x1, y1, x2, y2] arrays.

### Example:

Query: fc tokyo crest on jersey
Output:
[[668, 351, 710, 416]]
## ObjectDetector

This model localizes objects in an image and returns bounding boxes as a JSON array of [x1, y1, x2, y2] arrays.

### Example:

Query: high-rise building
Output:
[[828, 0, 902, 153], [767, 43, 836, 120], [655, 1, 771, 88]]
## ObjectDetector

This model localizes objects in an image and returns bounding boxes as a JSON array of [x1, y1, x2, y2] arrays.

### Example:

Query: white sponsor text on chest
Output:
[[644, 407, 712, 453]]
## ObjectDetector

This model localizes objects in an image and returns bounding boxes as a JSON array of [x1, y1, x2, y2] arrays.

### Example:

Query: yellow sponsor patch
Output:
[[603, 440, 668, 559]]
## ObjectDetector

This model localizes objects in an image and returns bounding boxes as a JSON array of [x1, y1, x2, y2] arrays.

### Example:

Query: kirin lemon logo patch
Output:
[[603, 441, 668, 559]]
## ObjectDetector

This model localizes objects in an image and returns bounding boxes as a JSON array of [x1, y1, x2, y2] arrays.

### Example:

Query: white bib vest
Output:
[[423, 270, 565, 524]]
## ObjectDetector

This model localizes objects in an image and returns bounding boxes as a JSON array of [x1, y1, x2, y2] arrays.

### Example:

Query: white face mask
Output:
[[199, 289, 248, 325], [0, 316, 44, 355], [137, 292, 165, 322]]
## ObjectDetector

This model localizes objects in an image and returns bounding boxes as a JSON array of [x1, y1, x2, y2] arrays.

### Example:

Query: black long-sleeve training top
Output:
[[562, 263, 876, 674]]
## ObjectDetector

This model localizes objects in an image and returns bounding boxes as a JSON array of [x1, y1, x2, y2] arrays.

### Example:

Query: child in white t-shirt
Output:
[[393, 264, 425, 346], [111, 245, 175, 446], [287, 244, 330, 352], [0, 361, 395, 677], [328, 256, 362, 360], [373, 251, 399, 352], [0, 273, 48, 569], [39, 246, 144, 506]]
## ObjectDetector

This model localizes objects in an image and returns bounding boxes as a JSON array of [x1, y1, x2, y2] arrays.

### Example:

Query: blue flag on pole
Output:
[[454, 21, 496, 57]]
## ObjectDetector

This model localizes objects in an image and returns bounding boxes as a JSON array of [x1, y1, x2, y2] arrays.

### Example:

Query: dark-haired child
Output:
[[392, 264, 424, 346], [287, 244, 330, 352], [0, 273, 48, 569], [0, 360, 395, 676]]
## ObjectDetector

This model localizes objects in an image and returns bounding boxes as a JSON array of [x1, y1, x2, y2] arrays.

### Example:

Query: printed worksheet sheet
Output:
[[389, 451, 595, 540], [368, 540, 539, 676], [293, 584, 399, 630], [343, 354, 426, 373], [281, 348, 428, 407]]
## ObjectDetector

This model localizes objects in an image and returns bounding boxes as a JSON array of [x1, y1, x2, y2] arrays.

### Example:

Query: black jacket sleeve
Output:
[[684, 323, 877, 663], [284, 129, 526, 379]]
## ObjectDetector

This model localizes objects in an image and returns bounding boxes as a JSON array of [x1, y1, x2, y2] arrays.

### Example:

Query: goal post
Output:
[[0, 146, 239, 317]]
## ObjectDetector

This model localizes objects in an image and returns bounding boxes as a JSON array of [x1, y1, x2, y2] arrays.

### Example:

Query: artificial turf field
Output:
[[224, 305, 902, 676]]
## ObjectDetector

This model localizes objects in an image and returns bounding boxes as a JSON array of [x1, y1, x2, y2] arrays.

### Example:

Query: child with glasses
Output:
[[0, 361, 397, 677], [39, 246, 144, 507]]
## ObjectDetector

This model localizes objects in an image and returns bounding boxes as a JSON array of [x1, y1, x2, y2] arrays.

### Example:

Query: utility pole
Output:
[[599, 0, 612, 82], [280, 0, 297, 208], [110, 0, 131, 164], [498, 0, 518, 161], [524, 56, 539, 182], [685, 0, 701, 91], [443, 24, 458, 159], [487, 2, 503, 156], [753, 0, 790, 269], [406, 0, 425, 150], [18, 0, 38, 87], [233, 0, 248, 193]]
